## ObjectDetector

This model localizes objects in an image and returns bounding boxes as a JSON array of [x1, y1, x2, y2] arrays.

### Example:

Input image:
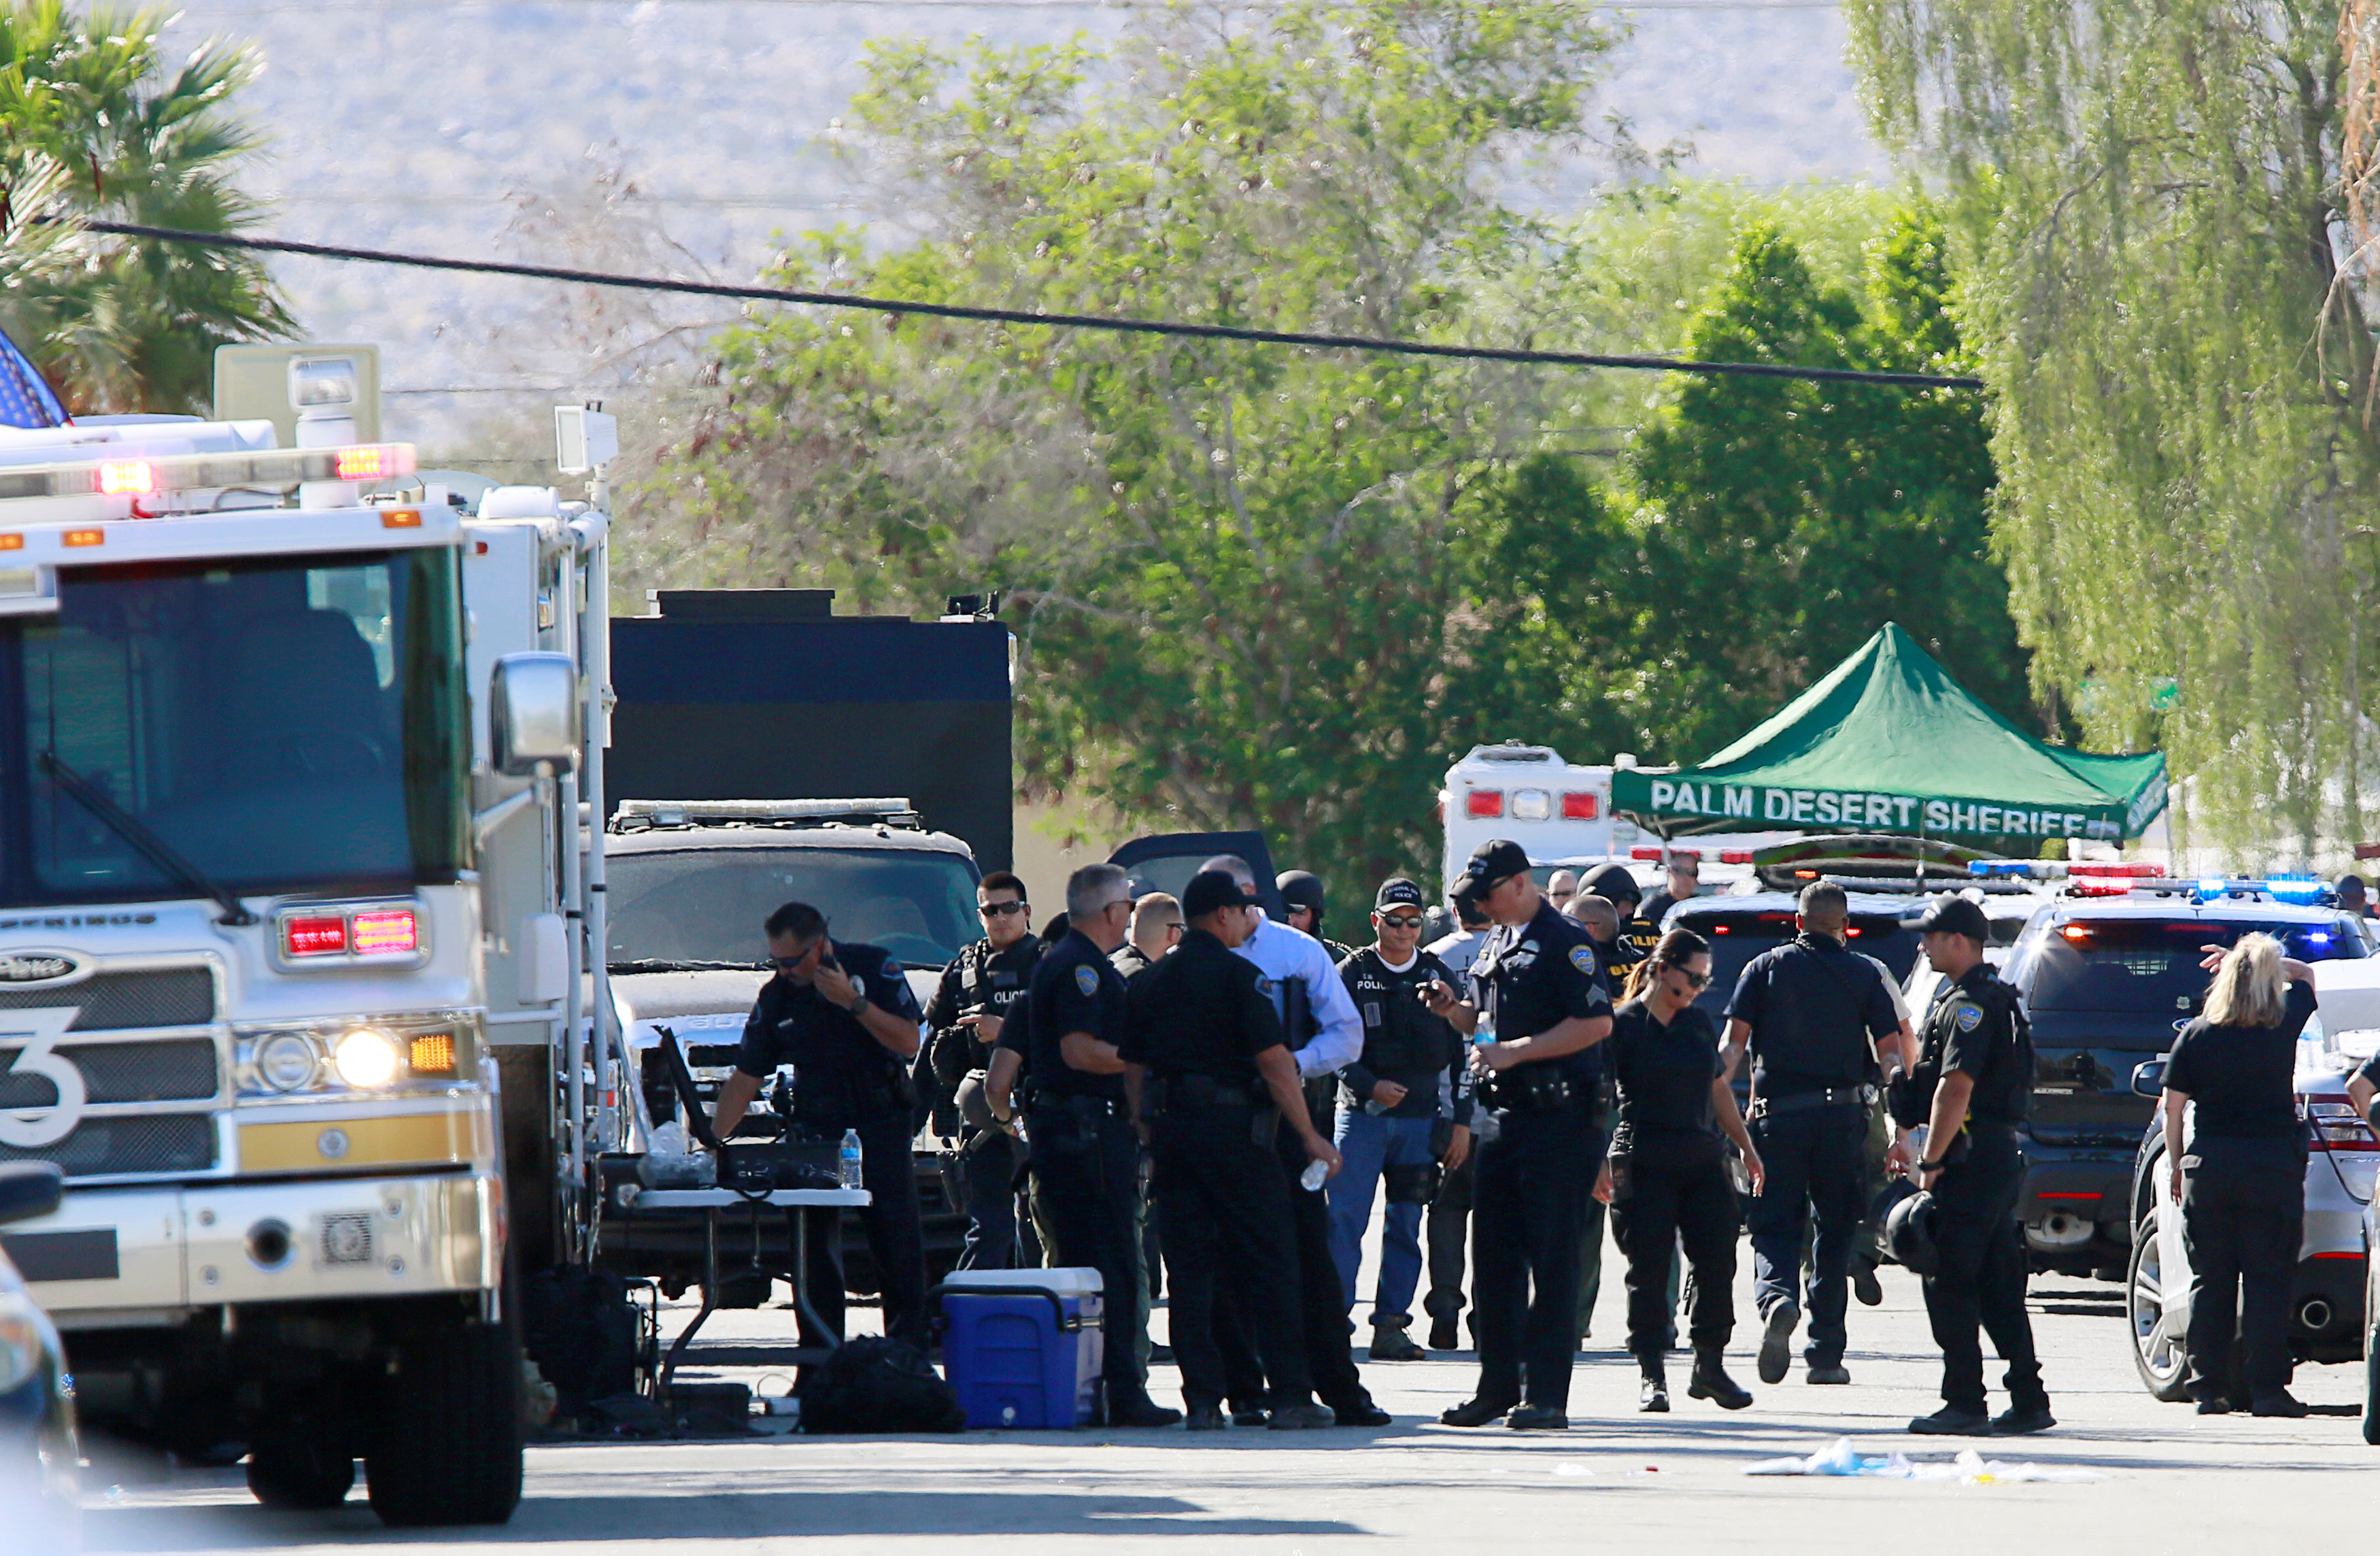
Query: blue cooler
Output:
[[936, 1267, 1104, 1429]]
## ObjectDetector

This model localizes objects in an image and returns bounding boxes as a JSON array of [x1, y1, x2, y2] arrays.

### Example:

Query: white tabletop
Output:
[[631, 1187, 872, 1209]]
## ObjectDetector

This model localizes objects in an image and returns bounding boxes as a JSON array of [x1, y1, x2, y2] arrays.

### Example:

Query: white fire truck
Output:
[[0, 350, 618, 1525]]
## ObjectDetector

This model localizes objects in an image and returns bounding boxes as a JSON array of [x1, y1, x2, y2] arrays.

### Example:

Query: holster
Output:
[[1886, 1072, 1932, 1130]]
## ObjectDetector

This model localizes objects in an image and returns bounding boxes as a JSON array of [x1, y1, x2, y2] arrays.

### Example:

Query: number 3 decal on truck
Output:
[[0, 1007, 86, 1148]]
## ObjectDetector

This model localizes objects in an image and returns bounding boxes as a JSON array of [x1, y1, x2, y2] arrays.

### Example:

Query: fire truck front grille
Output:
[[0, 1113, 215, 1177], [0, 968, 216, 1030], [0, 1038, 218, 1107]]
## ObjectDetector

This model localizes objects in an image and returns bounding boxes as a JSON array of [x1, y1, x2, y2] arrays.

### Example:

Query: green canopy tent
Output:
[[1609, 623, 2167, 849]]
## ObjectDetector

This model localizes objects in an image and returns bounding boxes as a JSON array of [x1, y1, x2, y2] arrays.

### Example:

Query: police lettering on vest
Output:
[[1339, 946, 1467, 1119]]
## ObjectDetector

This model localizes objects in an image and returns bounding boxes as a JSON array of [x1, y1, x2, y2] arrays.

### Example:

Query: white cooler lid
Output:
[[940, 1266, 1103, 1295]]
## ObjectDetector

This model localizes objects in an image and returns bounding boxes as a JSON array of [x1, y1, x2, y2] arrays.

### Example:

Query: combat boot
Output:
[[1686, 1348, 1752, 1410], [1637, 1358, 1670, 1413]]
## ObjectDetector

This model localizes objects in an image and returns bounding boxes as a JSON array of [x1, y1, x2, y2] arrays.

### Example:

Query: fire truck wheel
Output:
[[364, 1312, 525, 1527], [245, 1432, 356, 1510]]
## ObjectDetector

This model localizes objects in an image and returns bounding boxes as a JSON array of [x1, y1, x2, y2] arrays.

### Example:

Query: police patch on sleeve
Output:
[[1074, 965, 1100, 997], [1255, 975, 1276, 998], [1569, 945, 1597, 977], [1954, 1001, 1984, 1033]]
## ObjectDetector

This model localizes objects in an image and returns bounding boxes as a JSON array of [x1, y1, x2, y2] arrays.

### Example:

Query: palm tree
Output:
[[0, 2, 293, 414]]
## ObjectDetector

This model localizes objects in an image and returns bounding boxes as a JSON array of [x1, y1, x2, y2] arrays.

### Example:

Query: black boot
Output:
[[1637, 1359, 1670, 1413], [1686, 1348, 1752, 1410]]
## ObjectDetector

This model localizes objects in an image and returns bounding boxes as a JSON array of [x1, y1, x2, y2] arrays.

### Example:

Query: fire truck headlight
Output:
[[332, 1027, 402, 1089], [256, 1032, 318, 1092]]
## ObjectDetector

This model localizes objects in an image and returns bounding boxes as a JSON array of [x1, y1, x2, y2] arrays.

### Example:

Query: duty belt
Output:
[[1030, 1092, 1129, 1121], [1748, 1084, 1876, 1121], [1150, 1072, 1258, 1111]]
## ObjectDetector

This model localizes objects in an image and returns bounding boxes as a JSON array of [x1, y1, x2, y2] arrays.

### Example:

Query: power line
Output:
[[204, 0, 1837, 11], [75, 218, 1985, 391]]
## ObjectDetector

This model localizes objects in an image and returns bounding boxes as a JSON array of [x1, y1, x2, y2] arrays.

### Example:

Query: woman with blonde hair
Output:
[[2158, 932, 2319, 1417]]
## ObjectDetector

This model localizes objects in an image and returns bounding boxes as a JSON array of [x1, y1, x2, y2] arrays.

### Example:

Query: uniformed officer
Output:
[[1278, 870, 1355, 961], [1720, 880, 1900, 1387], [1121, 869, 1340, 1430], [713, 900, 930, 1351], [1326, 877, 1475, 1361], [1421, 891, 1493, 1352], [1899, 894, 2052, 1436], [1564, 889, 1649, 1348], [923, 871, 1040, 1270], [1114, 892, 1184, 981], [1586, 862, 1661, 962], [1204, 853, 1389, 1425], [1019, 863, 1181, 1427], [1441, 840, 1614, 1431]]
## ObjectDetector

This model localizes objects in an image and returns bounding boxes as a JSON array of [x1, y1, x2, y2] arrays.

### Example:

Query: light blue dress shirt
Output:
[[1234, 914, 1363, 1079]]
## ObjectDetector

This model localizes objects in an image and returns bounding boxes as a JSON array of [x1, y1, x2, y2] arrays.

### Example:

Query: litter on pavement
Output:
[[1743, 1438, 2106, 1483]]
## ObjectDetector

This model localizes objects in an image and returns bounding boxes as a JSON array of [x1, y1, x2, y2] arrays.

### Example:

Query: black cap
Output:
[[1459, 839, 1531, 892], [1916, 895, 1991, 943], [1585, 862, 1641, 907], [1183, 868, 1261, 919], [1374, 877, 1425, 911], [1277, 870, 1326, 918]]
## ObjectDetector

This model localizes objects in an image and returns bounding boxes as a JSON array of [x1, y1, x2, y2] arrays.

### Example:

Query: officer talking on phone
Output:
[[713, 900, 930, 1352]]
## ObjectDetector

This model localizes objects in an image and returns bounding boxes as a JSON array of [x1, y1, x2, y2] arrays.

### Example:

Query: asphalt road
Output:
[[72, 1249, 2380, 1555]]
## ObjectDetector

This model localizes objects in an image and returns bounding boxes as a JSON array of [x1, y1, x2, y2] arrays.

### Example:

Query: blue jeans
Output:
[[1327, 1109, 1439, 1323]]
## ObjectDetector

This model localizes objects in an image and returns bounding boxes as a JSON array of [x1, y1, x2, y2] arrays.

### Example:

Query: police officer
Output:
[[1720, 880, 1900, 1387], [1586, 862, 1661, 962], [1564, 889, 1648, 1348], [1899, 895, 2053, 1435], [1115, 892, 1185, 981], [1441, 840, 1614, 1431], [1278, 870, 1355, 960], [714, 901, 930, 1351], [1019, 863, 1181, 1427], [923, 871, 1040, 1270], [1327, 878, 1474, 1362], [1204, 854, 1389, 1425], [1121, 869, 1340, 1430], [1421, 890, 1493, 1352]]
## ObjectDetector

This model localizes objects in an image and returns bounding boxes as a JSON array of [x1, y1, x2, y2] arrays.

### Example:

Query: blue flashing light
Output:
[[2196, 877, 2226, 895], [2304, 930, 2332, 944], [1969, 862, 2034, 877]]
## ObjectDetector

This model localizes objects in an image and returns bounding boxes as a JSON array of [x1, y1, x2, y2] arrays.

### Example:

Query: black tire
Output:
[[2128, 1204, 2194, 1403], [245, 1433, 355, 1510], [364, 1313, 524, 1527]]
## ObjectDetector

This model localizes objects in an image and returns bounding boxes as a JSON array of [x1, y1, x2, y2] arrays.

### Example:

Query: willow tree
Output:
[[1848, 0, 2380, 859]]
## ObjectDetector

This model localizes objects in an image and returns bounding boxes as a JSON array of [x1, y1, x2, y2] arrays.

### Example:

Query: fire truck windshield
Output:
[[0, 547, 469, 909]]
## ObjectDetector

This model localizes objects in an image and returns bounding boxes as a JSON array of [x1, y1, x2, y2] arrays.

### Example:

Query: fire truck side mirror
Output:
[[491, 652, 581, 777]]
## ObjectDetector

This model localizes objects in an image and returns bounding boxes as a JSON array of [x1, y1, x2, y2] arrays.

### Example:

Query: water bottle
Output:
[[838, 1128, 864, 1190], [1299, 1157, 1329, 1193]]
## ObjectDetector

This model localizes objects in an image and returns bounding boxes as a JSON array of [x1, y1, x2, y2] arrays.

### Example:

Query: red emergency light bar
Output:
[[0, 442, 418, 504], [1465, 790, 1503, 819]]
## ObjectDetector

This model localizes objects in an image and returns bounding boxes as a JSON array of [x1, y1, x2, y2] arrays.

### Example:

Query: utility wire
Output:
[[75, 218, 1986, 391]]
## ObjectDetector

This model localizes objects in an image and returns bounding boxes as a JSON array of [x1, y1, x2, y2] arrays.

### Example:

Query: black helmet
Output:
[[1885, 1187, 1941, 1277], [1277, 870, 1327, 924]]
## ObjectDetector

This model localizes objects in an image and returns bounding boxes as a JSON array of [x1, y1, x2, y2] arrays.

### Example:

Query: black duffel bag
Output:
[[799, 1337, 966, 1434]]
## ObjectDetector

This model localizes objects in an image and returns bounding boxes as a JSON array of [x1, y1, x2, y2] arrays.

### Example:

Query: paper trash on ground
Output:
[[1744, 1438, 2104, 1483]]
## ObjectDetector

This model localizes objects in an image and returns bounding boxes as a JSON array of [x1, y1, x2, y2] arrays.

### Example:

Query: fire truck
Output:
[[0, 348, 619, 1525]]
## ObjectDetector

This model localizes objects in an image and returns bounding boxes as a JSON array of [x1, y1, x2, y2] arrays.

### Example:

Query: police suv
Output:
[[602, 798, 976, 1296]]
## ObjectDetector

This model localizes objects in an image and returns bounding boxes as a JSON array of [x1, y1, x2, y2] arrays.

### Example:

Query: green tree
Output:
[[0, 3, 292, 413], [1618, 211, 2031, 760], [1846, 0, 2373, 860]]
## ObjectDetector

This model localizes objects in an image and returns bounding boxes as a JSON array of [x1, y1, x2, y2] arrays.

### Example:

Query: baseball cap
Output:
[[1183, 868, 1261, 919], [1374, 877, 1425, 911], [1915, 895, 1991, 942], [1459, 839, 1531, 892]]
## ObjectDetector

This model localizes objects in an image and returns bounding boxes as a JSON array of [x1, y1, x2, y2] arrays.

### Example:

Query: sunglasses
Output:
[[979, 900, 1030, 917], [1663, 966, 1712, 990], [770, 943, 825, 970], [1376, 912, 1425, 928]]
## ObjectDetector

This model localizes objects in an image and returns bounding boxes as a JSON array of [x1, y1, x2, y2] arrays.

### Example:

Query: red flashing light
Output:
[[351, 908, 420, 957], [335, 447, 386, 480], [1562, 792, 1599, 821], [1631, 847, 1663, 860], [1710, 924, 1730, 934], [98, 460, 153, 495], [2311, 1249, 2369, 1259], [2060, 924, 2091, 941], [2069, 879, 2133, 896], [2071, 862, 2165, 878], [283, 914, 347, 958], [1720, 850, 1752, 864], [1465, 790, 1503, 819], [2037, 1191, 2103, 1201]]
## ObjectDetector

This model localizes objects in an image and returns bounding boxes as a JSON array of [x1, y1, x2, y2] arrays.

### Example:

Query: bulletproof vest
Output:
[[1353, 956, 1443, 1077]]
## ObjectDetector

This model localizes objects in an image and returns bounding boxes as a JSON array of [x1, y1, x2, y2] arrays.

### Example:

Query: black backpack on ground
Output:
[[799, 1337, 966, 1434]]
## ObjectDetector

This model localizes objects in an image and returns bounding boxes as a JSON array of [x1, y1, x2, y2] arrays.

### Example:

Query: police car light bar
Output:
[[0, 442, 416, 503]]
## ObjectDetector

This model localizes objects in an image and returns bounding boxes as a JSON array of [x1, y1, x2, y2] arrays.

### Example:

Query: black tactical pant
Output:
[[1425, 1152, 1475, 1333], [1206, 1130, 1373, 1415], [2180, 1144, 2304, 1403], [794, 1112, 928, 1351], [955, 1128, 1021, 1271], [1029, 1102, 1152, 1406], [1746, 1102, 1866, 1366], [1610, 1146, 1739, 1360], [1150, 1107, 1315, 1413], [1472, 1107, 1599, 1410], [1923, 1124, 2047, 1415]]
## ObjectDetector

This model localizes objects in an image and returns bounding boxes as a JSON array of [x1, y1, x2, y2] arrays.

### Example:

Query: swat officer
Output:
[[923, 871, 1041, 1270], [1720, 880, 1900, 1388], [1019, 863, 1180, 1427], [1586, 862, 1661, 962], [1899, 895, 2052, 1436], [1278, 870, 1355, 960], [1326, 877, 1475, 1362], [1441, 840, 1614, 1431], [1121, 869, 1340, 1430], [714, 901, 930, 1351]]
